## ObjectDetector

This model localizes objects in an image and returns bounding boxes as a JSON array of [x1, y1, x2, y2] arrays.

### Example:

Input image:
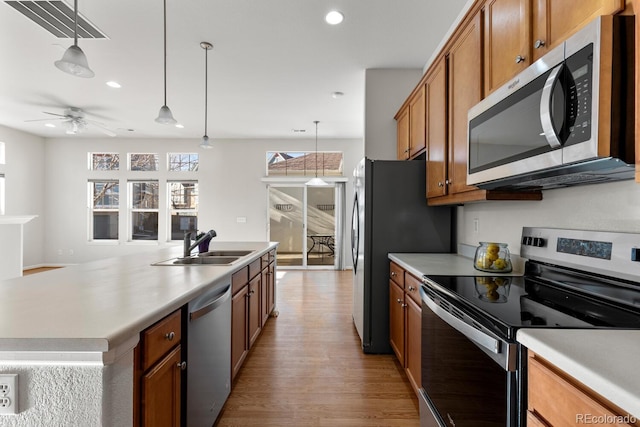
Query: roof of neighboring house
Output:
[[268, 152, 343, 172]]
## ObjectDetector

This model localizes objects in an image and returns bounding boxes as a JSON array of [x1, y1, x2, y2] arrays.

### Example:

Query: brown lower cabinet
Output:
[[389, 261, 422, 395], [527, 351, 640, 426], [231, 249, 277, 381], [134, 308, 185, 427]]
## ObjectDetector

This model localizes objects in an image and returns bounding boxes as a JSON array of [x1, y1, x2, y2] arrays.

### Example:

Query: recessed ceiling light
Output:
[[44, 123, 56, 128], [325, 10, 344, 25], [175, 123, 184, 129], [331, 91, 344, 98], [106, 81, 121, 88]]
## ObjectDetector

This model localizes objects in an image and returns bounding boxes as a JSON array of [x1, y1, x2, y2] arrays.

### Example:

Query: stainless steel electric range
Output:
[[419, 227, 640, 427]]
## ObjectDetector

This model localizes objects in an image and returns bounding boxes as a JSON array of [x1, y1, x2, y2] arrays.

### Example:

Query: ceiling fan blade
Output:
[[87, 120, 117, 137], [42, 111, 68, 117], [25, 117, 66, 122]]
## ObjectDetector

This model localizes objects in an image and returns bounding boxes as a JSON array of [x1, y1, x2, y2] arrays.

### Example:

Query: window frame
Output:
[[88, 179, 120, 241]]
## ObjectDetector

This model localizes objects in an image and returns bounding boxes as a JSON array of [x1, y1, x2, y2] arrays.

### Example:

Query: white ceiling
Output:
[[0, 0, 469, 140]]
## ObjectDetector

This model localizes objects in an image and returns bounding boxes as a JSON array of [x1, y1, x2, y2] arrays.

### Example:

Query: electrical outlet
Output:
[[0, 374, 18, 415]]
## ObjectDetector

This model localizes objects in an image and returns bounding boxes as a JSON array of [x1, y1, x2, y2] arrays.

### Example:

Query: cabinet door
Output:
[[425, 56, 448, 198], [396, 106, 410, 160], [531, 0, 624, 60], [141, 345, 182, 427], [261, 268, 269, 328], [231, 285, 249, 381], [448, 11, 482, 195], [484, 0, 531, 95], [405, 297, 421, 395], [389, 281, 405, 365], [409, 86, 426, 157], [248, 275, 262, 348]]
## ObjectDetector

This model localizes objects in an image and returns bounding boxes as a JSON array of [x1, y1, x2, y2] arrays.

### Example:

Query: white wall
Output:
[[0, 125, 45, 267], [364, 68, 423, 160], [456, 180, 640, 256], [42, 137, 362, 265]]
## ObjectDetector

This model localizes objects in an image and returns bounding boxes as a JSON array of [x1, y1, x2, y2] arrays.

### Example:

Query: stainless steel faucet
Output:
[[183, 229, 216, 258]]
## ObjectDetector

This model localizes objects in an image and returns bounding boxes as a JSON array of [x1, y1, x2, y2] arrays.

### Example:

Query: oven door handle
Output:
[[420, 285, 501, 355]]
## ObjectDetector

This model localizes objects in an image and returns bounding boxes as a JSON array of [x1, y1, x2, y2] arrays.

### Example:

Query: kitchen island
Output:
[[0, 241, 277, 426]]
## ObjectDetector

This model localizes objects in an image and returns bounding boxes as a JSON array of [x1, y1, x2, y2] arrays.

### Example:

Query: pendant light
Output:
[[306, 121, 329, 186], [54, 0, 94, 78], [155, 0, 177, 124], [199, 42, 213, 149]]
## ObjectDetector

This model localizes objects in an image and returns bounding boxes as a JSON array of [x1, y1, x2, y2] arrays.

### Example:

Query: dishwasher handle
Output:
[[190, 284, 231, 321]]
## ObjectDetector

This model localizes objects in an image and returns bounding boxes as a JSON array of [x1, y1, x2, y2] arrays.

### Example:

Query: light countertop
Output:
[[388, 251, 525, 278], [0, 241, 277, 361], [518, 329, 640, 418]]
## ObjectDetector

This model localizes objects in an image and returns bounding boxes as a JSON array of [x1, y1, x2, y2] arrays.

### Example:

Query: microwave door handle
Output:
[[419, 285, 501, 354], [540, 64, 564, 149]]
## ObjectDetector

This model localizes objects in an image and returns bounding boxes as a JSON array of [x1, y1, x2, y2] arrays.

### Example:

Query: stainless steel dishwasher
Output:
[[187, 281, 231, 427]]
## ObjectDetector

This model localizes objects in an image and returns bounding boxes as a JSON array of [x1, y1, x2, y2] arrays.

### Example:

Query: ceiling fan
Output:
[[25, 107, 116, 137]]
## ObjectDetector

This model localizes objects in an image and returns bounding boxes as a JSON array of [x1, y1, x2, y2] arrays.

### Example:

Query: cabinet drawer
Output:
[[390, 262, 405, 287], [528, 354, 638, 426], [405, 273, 422, 305], [232, 266, 249, 295], [141, 309, 182, 371], [249, 258, 262, 280]]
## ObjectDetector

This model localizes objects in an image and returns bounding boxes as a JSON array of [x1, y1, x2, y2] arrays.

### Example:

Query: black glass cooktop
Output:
[[423, 268, 640, 341]]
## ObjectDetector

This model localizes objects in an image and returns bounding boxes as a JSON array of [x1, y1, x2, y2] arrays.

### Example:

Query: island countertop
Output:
[[0, 241, 277, 360]]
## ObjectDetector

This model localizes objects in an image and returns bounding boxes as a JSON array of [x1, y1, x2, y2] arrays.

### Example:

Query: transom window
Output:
[[266, 151, 343, 177], [130, 153, 159, 171], [90, 153, 119, 171], [169, 153, 199, 171]]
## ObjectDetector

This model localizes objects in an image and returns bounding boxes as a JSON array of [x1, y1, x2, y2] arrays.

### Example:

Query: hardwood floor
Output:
[[216, 270, 420, 426]]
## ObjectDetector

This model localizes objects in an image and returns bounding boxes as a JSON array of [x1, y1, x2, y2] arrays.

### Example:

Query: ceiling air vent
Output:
[[5, 1, 107, 38]]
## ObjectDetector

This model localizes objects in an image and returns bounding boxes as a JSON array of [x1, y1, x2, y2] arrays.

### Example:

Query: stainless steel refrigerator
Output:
[[351, 158, 453, 353]]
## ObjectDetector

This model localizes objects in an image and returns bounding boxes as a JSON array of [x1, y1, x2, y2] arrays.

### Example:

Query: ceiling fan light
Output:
[[55, 45, 94, 78], [155, 105, 177, 124], [200, 135, 213, 149]]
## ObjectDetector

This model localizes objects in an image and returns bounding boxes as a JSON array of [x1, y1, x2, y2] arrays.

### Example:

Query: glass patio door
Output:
[[268, 184, 337, 268]]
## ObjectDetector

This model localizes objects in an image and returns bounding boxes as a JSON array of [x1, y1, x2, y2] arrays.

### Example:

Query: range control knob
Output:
[[532, 237, 546, 247]]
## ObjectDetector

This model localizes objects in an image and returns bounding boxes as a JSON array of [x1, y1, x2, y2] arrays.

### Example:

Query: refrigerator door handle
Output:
[[351, 192, 359, 271]]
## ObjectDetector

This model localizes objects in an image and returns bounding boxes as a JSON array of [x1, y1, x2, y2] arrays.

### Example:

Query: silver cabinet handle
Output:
[[177, 361, 187, 370], [534, 39, 546, 49], [391, 271, 396, 277], [165, 331, 175, 341], [408, 286, 415, 291], [437, 181, 444, 187], [515, 55, 526, 63]]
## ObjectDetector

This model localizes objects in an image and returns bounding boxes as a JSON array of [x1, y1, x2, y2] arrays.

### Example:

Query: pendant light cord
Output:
[[73, 0, 78, 46], [162, 0, 168, 106], [204, 46, 208, 136]]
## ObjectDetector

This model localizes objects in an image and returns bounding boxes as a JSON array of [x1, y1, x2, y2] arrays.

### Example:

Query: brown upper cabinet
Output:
[[484, 0, 625, 96], [483, 0, 531, 96], [395, 86, 426, 160], [532, 0, 625, 61]]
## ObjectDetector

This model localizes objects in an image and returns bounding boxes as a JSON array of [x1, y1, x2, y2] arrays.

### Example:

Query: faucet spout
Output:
[[183, 229, 217, 258]]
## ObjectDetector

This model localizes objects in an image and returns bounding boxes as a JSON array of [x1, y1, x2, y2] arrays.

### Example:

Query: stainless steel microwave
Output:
[[467, 15, 635, 190]]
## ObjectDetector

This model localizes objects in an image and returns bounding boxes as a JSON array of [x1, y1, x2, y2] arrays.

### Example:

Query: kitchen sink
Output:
[[198, 250, 253, 257], [152, 256, 240, 266]]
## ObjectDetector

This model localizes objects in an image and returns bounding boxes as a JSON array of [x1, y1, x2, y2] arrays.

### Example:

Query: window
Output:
[[90, 153, 119, 170], [169, 153, 199, 171], [130, 181, 159, 240], [266, 151, 343, 177], [130, 153, 159, 171], [169, 181, 199, 240], [0, 142, 5, 215], [90, 181, 119, 239]]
